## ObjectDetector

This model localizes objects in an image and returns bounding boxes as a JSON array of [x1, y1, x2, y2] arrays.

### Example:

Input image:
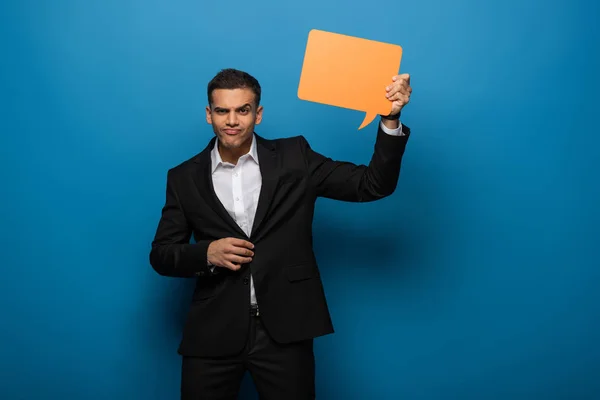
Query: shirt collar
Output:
[[210, 134, 259, 173]]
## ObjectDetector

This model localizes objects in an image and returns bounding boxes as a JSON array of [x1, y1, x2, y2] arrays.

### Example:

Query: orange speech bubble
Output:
[[298, 29, 403, 129]]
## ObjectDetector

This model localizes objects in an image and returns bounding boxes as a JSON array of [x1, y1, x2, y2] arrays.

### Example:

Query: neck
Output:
[[218, 140, 251, 165]]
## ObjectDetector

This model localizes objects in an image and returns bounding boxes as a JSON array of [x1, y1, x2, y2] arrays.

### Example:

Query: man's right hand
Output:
[[207, 238, 255, 271]]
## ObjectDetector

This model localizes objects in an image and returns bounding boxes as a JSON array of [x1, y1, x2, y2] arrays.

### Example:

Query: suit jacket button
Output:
[[243, 278, 249, 285]]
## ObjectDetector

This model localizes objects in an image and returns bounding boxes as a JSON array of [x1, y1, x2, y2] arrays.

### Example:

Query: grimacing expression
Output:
[[206, 88, 263, 154]]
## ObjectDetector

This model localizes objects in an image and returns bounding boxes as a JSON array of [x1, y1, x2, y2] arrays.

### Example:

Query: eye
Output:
[[239, 108, 249, 115]]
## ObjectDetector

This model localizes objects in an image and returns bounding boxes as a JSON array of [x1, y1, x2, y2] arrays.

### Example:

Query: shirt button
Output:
[[235, 197, 239, 201], [233, 172, 238, 177]]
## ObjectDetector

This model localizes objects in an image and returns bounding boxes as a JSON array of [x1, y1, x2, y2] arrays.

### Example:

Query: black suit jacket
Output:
[[149, 124, 411, 357]]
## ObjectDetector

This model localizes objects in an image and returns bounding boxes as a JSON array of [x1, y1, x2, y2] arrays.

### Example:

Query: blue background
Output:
[[1, 0, 599, 398]]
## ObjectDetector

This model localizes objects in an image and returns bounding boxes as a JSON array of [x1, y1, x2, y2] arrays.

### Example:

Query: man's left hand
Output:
[[384, 74, 412, 117]]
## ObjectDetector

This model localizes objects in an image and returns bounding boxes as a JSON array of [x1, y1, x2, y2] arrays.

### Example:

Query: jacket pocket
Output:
[[192, 290, 215, 301], [192, 278, 222, 301], [285, 264, 317, 282]]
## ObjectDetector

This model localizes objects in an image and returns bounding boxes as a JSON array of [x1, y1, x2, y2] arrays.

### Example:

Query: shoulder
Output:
[[168, 157, 195, 175], [256, 134, 310, 153], [164, 147, 209, 181]]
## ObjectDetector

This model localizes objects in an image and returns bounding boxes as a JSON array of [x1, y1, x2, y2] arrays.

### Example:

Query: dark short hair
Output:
[[207, 68, 261, 107]]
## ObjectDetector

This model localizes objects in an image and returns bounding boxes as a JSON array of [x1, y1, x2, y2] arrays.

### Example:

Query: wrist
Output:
[[380, 116, 400, 130], [381, 110, 400, 120]]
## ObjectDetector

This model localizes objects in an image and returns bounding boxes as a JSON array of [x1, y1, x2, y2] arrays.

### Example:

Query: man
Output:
[[150, 68, 412, 399]]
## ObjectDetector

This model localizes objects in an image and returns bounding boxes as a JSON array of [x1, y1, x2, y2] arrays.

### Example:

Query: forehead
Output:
[[211, 88, 256, 108]]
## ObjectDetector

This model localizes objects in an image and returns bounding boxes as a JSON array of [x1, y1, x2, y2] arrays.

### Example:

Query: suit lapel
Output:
[[192, 138, 248, 238], [251, 134, 279, 239]]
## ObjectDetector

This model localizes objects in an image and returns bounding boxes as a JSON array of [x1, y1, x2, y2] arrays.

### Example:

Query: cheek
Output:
[[243, 116, 258, 126]]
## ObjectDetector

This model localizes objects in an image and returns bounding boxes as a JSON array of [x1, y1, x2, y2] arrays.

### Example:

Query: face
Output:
[[206, 88, 263, 162]]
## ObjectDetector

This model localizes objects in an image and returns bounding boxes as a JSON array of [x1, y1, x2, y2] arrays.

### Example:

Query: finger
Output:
[[227, 254, 253, 265], [390, 97, 409, 109], [386, 83, 410, 98], [398, 93, 410, 103], [389, 92, 409, 102], [395, 85, 410, 96], [392, 73, 409, 83], [223, 260, 241, 271], [229, 245, 254, 257], [386, 82, 403, 93], [386, 86, 400, 98], [229, 238, 255, 249]]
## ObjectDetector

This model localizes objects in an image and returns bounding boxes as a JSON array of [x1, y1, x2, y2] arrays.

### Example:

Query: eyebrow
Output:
[[214, 103, 252, 112]]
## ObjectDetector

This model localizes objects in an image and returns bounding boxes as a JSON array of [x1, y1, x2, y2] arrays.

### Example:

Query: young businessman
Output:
[[150, 68, 412, 399]]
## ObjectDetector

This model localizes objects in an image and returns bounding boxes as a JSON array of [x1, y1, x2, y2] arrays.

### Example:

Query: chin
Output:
[[220, 141, 242, 150], [219, 133, 250, 147]]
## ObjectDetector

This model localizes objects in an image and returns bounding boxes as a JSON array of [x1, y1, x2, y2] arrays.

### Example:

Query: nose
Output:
[[226, 111, 238, 126]]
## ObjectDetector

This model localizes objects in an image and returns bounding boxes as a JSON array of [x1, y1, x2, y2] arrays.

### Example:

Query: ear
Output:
[[205, 106, 212, 124], [255, 105, 264, 125]]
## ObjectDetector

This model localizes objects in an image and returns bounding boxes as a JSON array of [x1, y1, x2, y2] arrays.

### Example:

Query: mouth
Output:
[[223, 129, 242, 136]]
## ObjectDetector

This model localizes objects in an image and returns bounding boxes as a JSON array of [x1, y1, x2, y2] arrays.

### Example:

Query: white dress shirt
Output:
[[210, 120, 404, 306]]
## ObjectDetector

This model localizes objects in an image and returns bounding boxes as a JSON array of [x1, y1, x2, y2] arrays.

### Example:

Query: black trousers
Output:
[[181, 313, 315, 400]]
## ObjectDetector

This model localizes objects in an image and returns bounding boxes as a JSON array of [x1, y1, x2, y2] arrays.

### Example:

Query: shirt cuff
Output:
[[207, 260, 216, 274], [379, 120, 405, 136]]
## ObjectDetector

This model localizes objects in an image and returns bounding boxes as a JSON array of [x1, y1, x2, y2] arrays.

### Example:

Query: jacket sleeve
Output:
[[301, 123, 411, 202], [149, 169, 213, 278]]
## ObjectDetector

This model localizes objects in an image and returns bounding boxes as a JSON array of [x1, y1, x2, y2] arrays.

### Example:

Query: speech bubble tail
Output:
[[358, 112, 377, 130]]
